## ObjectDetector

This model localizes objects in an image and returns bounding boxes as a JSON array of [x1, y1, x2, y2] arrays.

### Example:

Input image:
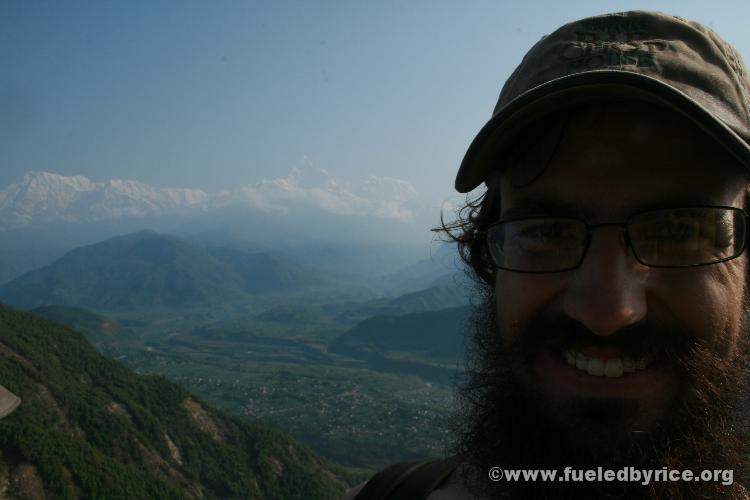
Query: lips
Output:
[[564, 348, 653, 378], [536, 345, 672, 399]]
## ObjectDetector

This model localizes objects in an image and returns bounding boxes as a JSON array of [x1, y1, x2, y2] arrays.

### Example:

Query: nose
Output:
[[563, 227, 647, 336]]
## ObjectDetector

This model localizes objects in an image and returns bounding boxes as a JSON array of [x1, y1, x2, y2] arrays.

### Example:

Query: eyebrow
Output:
[[500, 196, 725, 220], [500, 198, 590, 219]]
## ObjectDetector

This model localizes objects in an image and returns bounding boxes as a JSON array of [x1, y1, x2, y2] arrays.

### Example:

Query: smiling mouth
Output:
[[536, 345, 672, 399], [563, 348, 654, 378]]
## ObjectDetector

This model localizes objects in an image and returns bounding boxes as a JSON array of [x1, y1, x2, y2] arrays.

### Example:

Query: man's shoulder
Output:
[[340, 456, 475, 500]]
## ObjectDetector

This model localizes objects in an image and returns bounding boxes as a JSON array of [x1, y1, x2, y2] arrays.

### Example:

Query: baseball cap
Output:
[[455, 10, 750, 193]]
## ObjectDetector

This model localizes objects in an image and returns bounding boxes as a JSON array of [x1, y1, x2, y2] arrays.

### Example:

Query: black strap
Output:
[[354, 457, 460, 500], [386, 457, 460, 500]]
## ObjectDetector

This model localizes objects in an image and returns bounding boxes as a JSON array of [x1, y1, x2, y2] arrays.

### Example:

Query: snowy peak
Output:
[[0, 171, 96, 208], [0, 172, 96, 224], [23, 171, 97, 190], [0, 172, 209, 227], [0, 168, 424, 229]]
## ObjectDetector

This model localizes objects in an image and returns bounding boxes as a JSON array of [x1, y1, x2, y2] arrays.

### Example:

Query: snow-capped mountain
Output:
[[0, 170, 435, 285], [0, 172, 210, 227], [0, 170, 425, 229]]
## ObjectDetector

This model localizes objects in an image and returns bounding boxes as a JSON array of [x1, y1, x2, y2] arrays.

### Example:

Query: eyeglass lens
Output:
[[486, 207, 747, 272]]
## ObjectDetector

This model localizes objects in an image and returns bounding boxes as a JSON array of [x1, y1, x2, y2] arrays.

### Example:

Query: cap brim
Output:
[[455, 70, 750, 193]]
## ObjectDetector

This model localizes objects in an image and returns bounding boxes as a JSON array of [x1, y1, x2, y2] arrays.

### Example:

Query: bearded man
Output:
[[343, 10, 750, 499]]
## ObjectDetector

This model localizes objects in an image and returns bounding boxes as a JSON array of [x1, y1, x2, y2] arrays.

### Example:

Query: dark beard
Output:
[[451, 283, 750, 499]]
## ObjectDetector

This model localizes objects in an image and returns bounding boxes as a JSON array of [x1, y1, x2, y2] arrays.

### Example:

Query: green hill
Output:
[[330, 305, 471, 365], [31, 305, 122, 342], [382, 283, 469, 315], [0, 304, 356, 499], [0, 231, 348, 313]]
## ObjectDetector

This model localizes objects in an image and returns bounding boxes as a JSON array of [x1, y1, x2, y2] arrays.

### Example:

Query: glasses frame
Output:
[[480, 205, 749, 274]]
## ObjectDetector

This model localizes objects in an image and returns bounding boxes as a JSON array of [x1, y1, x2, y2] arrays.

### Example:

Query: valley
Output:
[[96, 294, 468, 471], [4, 231, 473, 474]]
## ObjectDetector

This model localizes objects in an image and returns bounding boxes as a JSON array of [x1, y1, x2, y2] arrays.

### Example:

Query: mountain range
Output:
[[0, 169, 427, 229], [0, 170, 444, 285], [0, 171, 209, 227], [0, 231, 362, 313]]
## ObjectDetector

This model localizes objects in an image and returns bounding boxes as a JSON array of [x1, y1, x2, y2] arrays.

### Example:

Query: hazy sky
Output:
[[4, 1, 750, 209]]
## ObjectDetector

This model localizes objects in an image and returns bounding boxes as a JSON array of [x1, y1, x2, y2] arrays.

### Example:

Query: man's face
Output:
[[452, 101, 750, 497], [495, 101, 750, 440]]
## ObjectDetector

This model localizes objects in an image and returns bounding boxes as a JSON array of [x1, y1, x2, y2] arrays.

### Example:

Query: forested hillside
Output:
[[0, 304, 357, 499]]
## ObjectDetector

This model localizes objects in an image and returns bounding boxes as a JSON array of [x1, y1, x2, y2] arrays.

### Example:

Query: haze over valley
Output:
[[0, 172, 471, 481]]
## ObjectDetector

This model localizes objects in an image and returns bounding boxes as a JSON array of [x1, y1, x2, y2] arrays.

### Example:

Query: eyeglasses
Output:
[[481, 206, 748, 273]]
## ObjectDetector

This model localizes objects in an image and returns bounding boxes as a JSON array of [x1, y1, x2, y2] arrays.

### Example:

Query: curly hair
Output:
[[434, 106, 573, 285], [435, 187, 498, 287]]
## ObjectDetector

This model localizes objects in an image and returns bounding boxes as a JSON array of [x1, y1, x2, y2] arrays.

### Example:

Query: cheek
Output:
[[495, 272, 566, 339], [496, 261, 748, 354], [648, 263, 747, 354]]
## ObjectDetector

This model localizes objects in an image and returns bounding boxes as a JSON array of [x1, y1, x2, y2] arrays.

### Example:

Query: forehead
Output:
[[499, 101, 749, 219]]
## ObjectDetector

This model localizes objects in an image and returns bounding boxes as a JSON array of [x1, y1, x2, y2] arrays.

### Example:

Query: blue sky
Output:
[[3, 1, 750, 209]]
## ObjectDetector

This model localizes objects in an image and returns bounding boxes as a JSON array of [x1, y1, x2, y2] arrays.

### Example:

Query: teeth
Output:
[[566, 350, 576, 365], [563, 349, 651, 378], [604, 359, 623, 378], [586, 358, 604, 376], [623, 357, 635, 373], [575, 352, 587, 370]]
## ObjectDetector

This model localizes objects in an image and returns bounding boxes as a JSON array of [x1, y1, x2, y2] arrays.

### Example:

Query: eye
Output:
[[513, 222, 576, 251], [659, 221, 699, 242], [635, 216, 701, 244]]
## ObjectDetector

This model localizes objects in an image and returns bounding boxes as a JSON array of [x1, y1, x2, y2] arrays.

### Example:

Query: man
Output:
[[343, 10, 750, 499]]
